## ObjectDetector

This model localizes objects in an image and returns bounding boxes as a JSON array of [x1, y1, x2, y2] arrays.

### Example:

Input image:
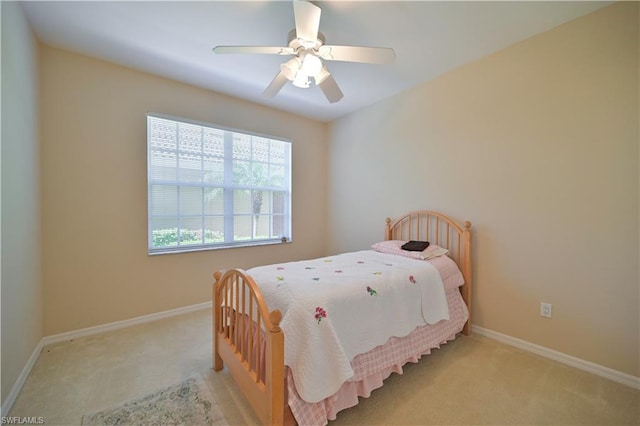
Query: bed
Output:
[[212, 210, 472, 425]]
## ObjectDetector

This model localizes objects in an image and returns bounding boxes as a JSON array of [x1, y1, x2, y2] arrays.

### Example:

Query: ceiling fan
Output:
[[212, 0, 395, 103]]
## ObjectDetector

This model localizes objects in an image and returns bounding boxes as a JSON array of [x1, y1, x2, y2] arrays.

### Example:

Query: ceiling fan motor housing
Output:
[[287, 29, 325, 51]]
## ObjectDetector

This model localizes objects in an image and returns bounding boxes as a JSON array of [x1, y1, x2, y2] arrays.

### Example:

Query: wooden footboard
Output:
[[213, 269, 286, 426]]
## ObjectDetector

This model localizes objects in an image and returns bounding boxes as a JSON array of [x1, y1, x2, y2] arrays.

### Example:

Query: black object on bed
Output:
[[401, 240, 430, 251]]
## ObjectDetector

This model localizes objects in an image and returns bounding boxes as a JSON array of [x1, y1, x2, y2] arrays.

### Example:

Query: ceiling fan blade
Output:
[[263, 71, 289, 98], [318, 74, 343, 104], [293, 0, 321, 42], [213, 46, 295, 55], [317, 45, 396, 64]]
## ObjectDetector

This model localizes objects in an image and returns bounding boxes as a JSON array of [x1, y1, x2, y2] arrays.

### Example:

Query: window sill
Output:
[[148, 239, 292, 256]]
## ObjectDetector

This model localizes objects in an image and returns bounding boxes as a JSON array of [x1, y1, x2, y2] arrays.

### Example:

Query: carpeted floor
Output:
[[9, 308, 640, 425]]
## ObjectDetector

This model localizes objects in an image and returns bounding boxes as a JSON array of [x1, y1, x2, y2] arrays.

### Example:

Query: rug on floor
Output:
[[82, 375, 229, 426]]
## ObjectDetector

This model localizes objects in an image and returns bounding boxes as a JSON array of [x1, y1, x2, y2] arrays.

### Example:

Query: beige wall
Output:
[[1, 2, 43, 405], [4, 1, 637, 405], [40, 46, 328, 335], [328, 2, 639, 376]]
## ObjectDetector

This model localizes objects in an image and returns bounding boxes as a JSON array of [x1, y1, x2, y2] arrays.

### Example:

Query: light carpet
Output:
[[82, 375, 228, 426]]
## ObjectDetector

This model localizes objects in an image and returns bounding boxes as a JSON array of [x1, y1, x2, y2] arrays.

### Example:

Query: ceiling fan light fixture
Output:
[[292, 70, 310, 88], [280, 57, 301, 81], [301, 53, 323, 76]]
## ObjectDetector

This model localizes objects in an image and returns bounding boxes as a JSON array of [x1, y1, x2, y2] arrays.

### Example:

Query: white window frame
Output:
[[147, 113, 292, 255]]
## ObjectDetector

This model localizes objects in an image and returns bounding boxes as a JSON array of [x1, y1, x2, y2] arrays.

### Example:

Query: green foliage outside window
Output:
[[152, 228, 223, 247]]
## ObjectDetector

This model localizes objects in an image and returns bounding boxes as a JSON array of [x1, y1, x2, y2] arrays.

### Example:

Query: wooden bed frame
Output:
[[213, 210, 472, 426]]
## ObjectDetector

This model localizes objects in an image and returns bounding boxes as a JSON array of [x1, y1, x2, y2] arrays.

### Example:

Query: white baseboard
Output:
[[41, 301, 212, 346], [472, 325, 640, 390], [0, 340, 44, 417], [1, 301, 212, 415]]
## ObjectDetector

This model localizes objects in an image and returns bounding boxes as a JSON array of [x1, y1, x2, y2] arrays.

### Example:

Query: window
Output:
[[147, 114, 292, 254]]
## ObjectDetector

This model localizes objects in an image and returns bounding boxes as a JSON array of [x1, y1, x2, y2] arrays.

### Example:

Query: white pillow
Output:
[[371, 240, 449, 260]]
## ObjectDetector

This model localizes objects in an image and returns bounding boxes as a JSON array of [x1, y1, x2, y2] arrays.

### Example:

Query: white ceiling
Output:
[[22, 1, 611, 122]]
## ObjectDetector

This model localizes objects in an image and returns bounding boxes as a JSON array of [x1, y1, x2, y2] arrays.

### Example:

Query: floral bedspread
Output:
[[247, 250, 449, 403]]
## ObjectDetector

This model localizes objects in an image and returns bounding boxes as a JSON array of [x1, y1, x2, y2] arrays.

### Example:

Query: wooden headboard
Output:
[[385, 210, 472, 335]]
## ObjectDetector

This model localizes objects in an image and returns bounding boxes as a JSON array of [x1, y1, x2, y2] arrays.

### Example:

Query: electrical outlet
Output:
[[540, 302, 552, 318]]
